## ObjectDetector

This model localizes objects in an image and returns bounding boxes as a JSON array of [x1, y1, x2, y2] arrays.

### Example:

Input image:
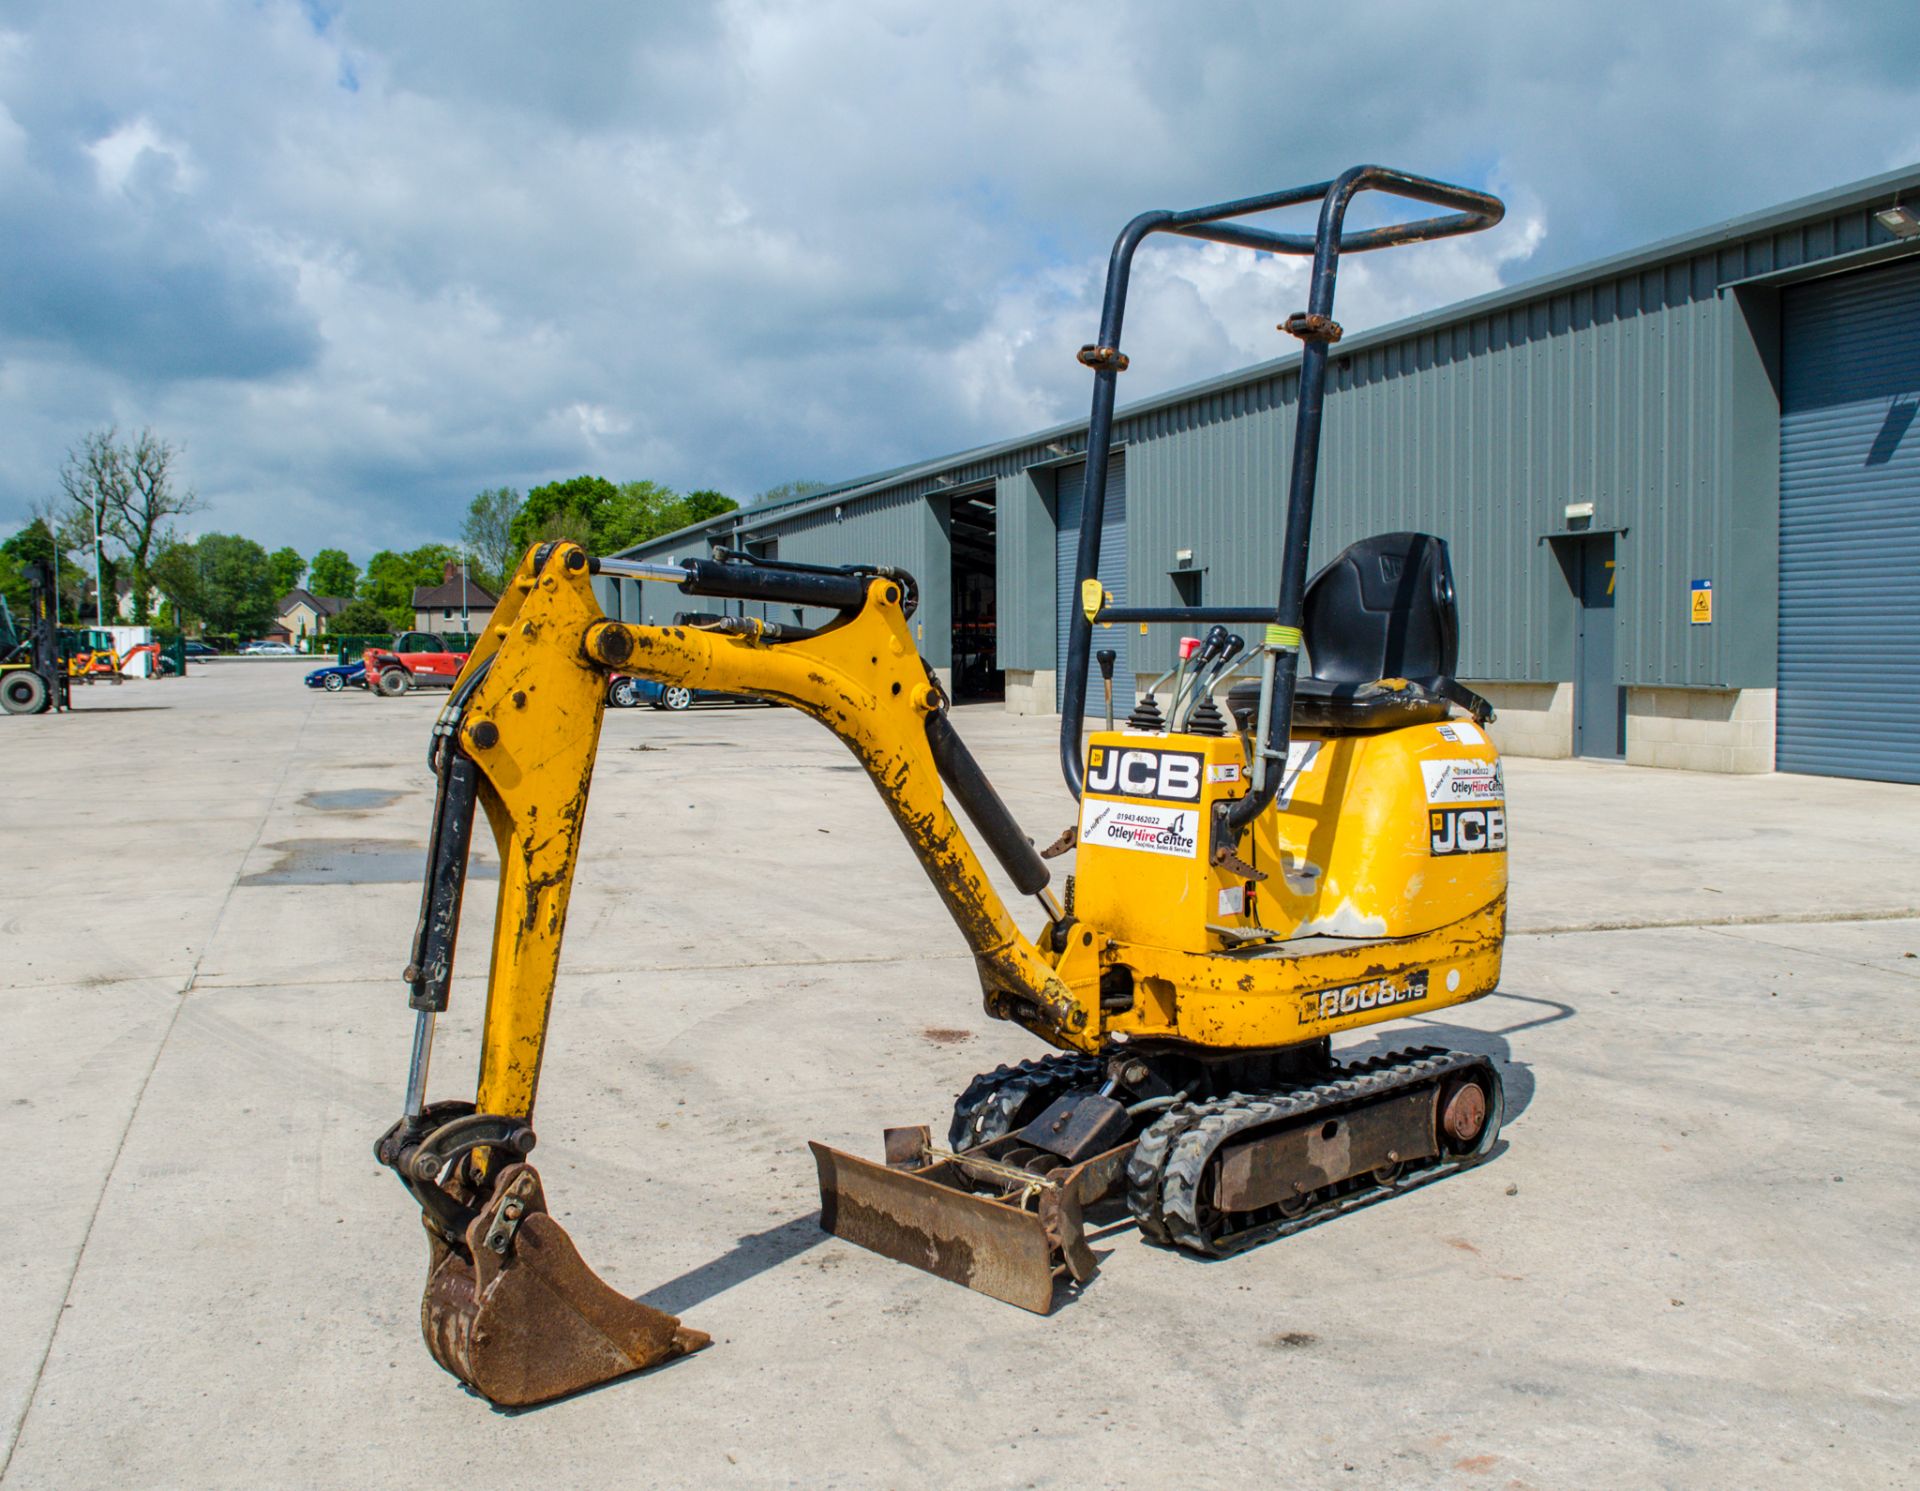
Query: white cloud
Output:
[[86, 117, 197, 196], [0, 0, 1916, 559]]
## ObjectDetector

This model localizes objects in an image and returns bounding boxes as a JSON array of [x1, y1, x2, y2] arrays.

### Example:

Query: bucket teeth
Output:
[[420, 1163, 708, 1407]]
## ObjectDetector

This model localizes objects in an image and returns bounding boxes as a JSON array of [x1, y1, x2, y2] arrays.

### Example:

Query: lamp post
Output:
[[90, 493, 105, 629], [460, 557, 469, 637]]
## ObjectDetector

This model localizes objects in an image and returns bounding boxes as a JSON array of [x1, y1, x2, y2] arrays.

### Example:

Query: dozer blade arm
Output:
[[377, 540, 1090, 1404]]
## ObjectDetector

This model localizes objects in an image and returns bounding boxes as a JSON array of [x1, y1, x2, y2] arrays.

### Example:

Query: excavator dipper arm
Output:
[[374, 540, 1082, 1405]]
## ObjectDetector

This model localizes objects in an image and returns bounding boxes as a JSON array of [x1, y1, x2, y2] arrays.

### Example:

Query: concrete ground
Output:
[[1, 665, 1916, 1491]]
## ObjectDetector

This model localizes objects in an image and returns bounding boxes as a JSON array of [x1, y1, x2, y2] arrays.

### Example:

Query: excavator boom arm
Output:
[[375, 540, 1089, 1405], [441, 544, 1084, 1126]]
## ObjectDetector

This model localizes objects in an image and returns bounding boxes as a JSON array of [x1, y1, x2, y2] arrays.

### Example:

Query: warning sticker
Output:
[[1435, 721, 1485, 747], [1217, 884, 1247, 917], [1276, 740, 1323, 808], [1207, 762, 1242, 784], [1079, 799, 1201, 859], [1420, 758, 1505, 805]]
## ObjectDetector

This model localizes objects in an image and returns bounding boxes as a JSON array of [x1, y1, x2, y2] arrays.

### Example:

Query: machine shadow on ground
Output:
[[635, 1211, 831, 1318]]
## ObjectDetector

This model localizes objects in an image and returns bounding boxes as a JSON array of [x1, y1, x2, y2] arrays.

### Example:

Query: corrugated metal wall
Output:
[[1121, 266, 1737, 681], [612, 179, 1917, 696], [994, 470, 1054, 671], [768, 487, 945, 658]]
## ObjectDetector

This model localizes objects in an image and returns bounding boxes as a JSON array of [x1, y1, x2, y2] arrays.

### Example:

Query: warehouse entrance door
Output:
[[948, 488, 1002, 701], [1572, 534, 1624, 759], [1777, 258, 1920, 783]]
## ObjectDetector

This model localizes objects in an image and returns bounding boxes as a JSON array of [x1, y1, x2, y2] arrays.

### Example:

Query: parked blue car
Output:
[[606, 675, 765, 711], [304, 660, 367, 692]]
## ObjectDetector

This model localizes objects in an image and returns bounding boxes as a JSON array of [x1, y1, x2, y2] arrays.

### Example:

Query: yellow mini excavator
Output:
[[375, 166, 1513, 1406]]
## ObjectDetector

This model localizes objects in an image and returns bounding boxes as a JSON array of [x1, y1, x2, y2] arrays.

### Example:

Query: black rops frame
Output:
[[1057, 165, 1503, 859]]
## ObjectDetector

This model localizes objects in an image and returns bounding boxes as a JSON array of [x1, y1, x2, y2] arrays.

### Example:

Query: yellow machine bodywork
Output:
[[451, 547, 1503, 1126], [1069, 726, 1505, 1050]]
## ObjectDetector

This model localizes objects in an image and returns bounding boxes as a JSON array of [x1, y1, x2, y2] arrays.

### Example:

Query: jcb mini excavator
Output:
[[375, 166, 1512, 1406]]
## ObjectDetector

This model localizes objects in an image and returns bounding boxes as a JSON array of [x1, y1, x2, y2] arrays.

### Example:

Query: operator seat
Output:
[[1227, 532, 1490, 733]]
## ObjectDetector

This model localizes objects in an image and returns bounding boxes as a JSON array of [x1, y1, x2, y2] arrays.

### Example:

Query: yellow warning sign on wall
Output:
[[1690, 579, 1713, 625]]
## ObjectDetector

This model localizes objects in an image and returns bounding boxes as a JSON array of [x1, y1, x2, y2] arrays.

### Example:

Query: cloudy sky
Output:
[[3, 0, 1918, 557]]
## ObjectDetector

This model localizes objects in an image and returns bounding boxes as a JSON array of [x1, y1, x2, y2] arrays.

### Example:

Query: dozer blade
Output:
[[810, 1129, 1130, 1314], [420, 1162, 708, 1407]]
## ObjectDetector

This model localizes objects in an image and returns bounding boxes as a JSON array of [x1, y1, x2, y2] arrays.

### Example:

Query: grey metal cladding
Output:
[[767, 486, 946, 654], [611, 167, 1919, 692], [1113, 193, 1913, 686], [994, 470, 1055, 671]]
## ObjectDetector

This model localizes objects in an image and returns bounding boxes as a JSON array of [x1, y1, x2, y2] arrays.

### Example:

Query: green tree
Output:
[[676, 489, 737, 526], [308, 548, 359, 598], [754, 479, 828, 507], [0, 517, 86, 621], [505, 476, 736, 557], [187, 534, 280, 636], [269, 546, 306, 595], [462, 487, 523, 592], [601, 480, 679, 551], [147, 533, 202, 628], [509, 476, 619, 556], [59, 427, 203, 623], [360, 544, 457, 630], [650, 487, 737, 538], [1, 519, 56, 616], [326, 598, 394, 635]]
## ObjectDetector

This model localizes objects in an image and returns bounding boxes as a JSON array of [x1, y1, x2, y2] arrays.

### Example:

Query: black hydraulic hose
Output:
[[677, 556, 869, 612], [405, 753, 479, 1015], [926, 710, 1050, 897]]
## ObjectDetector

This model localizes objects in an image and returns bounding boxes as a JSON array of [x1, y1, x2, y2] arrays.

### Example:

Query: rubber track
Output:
[[1152, 1047, 1499, 1257], [947, 1052, 1105, 1150], [1126, 1094, 1260, 1244]]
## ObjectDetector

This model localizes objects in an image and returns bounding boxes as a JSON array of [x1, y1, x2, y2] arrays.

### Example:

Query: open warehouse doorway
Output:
[[947, 488, 1003, 701]]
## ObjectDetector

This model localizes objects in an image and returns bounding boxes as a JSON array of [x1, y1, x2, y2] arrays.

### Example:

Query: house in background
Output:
[[113, 577, 163, 621], [272, 589, 351, 642], [412, 561, 497, 636]]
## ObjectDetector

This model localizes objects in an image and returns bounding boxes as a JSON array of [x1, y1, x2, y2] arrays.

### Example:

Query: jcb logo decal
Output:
[[1430, 806, 1506, 856], [1085, 746, 1203, 803]]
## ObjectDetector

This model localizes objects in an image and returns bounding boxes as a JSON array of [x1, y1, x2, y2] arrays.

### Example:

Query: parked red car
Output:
[[362, 632, 469, 696]]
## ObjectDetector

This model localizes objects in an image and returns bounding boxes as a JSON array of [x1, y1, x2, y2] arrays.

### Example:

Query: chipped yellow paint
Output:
[[447, 543, 1509, 1127]]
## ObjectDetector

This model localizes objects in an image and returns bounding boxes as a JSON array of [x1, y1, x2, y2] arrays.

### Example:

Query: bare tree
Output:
[[60, 427, 203, 624], [462, 486, 523, 592]]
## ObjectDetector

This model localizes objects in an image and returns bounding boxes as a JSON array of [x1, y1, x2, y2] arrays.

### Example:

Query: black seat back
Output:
[[1302, 532, 1459, 685]]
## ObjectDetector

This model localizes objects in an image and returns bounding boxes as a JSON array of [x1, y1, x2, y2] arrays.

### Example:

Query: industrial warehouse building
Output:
[[603, 165, 1920, 784]]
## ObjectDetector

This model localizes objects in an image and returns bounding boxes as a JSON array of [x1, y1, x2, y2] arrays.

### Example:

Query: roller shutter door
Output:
[[1055, 457, 1135, 715], [1777, 260, 1920, 784]]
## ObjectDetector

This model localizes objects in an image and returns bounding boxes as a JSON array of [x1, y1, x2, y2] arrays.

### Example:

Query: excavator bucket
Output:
[[811, 1127, 1131, 1313], [418, 1163, 708, 1408]]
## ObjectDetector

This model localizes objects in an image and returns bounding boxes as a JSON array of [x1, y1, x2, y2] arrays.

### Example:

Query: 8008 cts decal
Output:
[[1299, 970, 1430, 1025]]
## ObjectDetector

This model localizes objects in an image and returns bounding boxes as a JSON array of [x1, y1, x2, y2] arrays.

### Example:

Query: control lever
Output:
[[1173, 626, 1229, 731]]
